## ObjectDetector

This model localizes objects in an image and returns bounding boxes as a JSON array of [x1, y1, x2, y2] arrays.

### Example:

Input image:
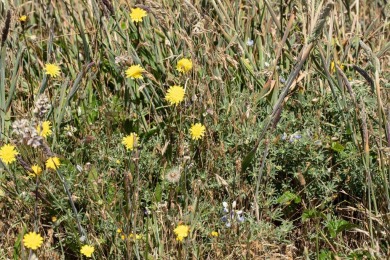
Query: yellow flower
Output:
[[45, 157, 61, 170], [23, 232, 43, 250], [129, 233, 142, 240], [176, 58, 193, 73], [0, 144, 19, 165], [189, 123, 206, 140], [174, 225, 190, 242], [210, 231, 219, 237], [52, 216, 57, 222], [130, 8, 147, 23], [122, 133, 139, 151], [126, 65, 145, 79], [121, 234, 126, 240], [44, 63, 61, 78], [330, 60, 344, 74], [117, 228, 122, 233], [19, 15, 27, 22], [37, 121, 52, 138], [80, 245, 94, 258], [165, 85, 185, 105], [31, 165, 42, 176]]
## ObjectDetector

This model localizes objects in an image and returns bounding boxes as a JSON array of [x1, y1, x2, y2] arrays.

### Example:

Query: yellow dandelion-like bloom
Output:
[[45, 157, 61, 170], [44, 63, 61, 78], [121, 234, 126, 240], [210, 231, 219, 237], [126, 65, 145, 79], [122, 133, 139, 151], [128, 233, 142, 240], [174, 225, 190, 242], [189, 123, 206, 140], [176, 58, 193, 73], [165, 85, 185, 105], [31, 165, 42, 176], [80, 245, 94, 258], [0, 144, 19, 165], [37, 121, 52, 138], [52, 216, 57, 222], [23, 232, 43, 250], [19, 15, 27, 22], [117, 228, 122, 233], [130, 8, 147, 23], [330, 60, 344, 74]]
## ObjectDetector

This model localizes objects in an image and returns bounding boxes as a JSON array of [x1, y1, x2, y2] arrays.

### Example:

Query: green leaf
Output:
[[301, 209, 324, 222], [326, 219, 356, 238], [154, 183, 162, 202], [277, 191, 301, 205], [331, 142, 345, 152]]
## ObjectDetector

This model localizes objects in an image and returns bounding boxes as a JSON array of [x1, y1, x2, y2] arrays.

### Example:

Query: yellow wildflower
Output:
[[19, 15, 27, 22], [0, 144, 19, 165], [211, 231, 219, 237], [126, 65, 145, 79], [122, 133, 139, 151], [330, 60, 344, 74], [44, 63, 61, 78], [174, 225, 190, 242], [45, 157, 61, 170], [176, 58, 193, 73], [80, 245, 94, 258], [31, 165, 42, 176], [37, 121, 52, 138], [165, 85, 185, 105], [23, 232, 43, 250], [130, 8, 147, 23], [52, 216, 57, 222], [189, 123, 206, 140]]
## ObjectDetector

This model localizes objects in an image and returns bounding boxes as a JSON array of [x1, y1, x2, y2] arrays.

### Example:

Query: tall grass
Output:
[[0, 0, 389, 259]]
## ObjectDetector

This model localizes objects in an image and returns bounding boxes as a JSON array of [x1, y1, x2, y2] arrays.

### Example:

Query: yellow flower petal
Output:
[[126, 65, 145, 79], [165, 85, 185, 105], [189, 123, 206, 140], [130, 8, 147, 23], [176, 58, 193, 73], [44, 63, 61, 78], [23, 232, 43, 250]]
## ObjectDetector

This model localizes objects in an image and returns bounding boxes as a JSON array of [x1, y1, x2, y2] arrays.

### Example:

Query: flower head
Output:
[[23, 232, 43, 250], [45, 157, 61, 170], [330, 60, 344, 74], [174, 225, 190, 242], [130, 8, 147, 23], [165, 85, 185, 105], [176, 58, 193, 73], [30, 165, 42, 176], [128, 233, 142, 240], [189, 123, 206, 140], [36, 121, 52, 138], [126, 65, 145, 79], [122, 133, 139, 151], [165, 166, 181, 183], [33, 95, 51, 119], [0, 144, 19, 165], [210, 231, 219, 237], [246, 38, 254, 46], [44, 63, 61, 78], [19, 15, 27, 22], [80, 245, 94, 258]]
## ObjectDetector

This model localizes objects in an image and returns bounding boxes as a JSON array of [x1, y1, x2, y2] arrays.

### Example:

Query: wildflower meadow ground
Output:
[[0, 0, 389, 259]]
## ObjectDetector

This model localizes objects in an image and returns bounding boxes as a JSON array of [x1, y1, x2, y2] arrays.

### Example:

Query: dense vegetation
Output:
[[0, 0, 389, 259]]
